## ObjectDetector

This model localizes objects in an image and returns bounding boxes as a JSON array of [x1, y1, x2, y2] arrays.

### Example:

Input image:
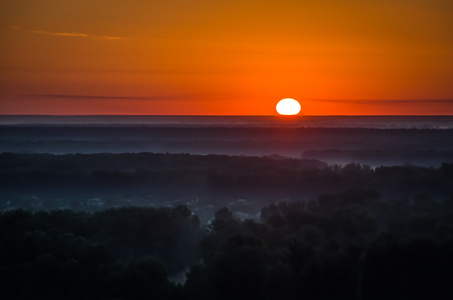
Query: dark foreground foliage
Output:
[[2, 152, 453, 298], [0, 206, 200, 299], [2, 190, 453, 299]]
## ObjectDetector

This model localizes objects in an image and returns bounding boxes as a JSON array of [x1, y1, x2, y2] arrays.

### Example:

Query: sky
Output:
[[1, 0, 453, 115]]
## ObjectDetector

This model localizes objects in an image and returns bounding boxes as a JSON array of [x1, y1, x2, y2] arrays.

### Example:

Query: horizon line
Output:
[[1, 114, 453, 117]]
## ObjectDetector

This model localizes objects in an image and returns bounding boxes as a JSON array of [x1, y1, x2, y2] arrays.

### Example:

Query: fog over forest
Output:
[[1, 121, 453, 299], [2, 125, 453, 167]]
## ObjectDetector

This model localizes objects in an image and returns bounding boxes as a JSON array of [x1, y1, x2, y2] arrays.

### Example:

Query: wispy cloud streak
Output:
[[313, 99, 453, 105], [95, 36, 127, 40], [30, 30, 126, 40], [31, 30, 88, 37], [28, 94, 196, 101]]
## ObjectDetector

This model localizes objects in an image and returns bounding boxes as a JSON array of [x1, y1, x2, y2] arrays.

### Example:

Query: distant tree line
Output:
[[2, 126, 453, 166]]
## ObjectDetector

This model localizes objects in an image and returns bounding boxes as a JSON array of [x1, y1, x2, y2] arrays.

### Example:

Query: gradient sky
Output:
[[1, 0, 453, 115]]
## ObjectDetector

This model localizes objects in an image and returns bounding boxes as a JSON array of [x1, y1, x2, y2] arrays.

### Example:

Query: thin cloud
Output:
[[95, 36, 127, 40], [312, 99, 453, 105], [31, 30, 88, 37], [385, 99, 453, 104], [30, 30, 126, 40], [28, 94, 196, 101]]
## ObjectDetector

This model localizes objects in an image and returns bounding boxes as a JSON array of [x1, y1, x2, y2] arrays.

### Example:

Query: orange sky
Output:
[[1, 0, 453, 115]]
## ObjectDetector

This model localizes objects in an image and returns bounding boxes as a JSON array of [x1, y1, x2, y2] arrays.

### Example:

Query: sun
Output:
[[276, 98, 301, 115]]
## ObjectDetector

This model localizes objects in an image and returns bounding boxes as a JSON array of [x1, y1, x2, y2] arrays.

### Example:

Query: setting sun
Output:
[[276, 98, 301, 115], [1, 1, 453, 115]]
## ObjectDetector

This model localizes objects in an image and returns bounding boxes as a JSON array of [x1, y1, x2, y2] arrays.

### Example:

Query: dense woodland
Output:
[[1, 152, 453, 299], [1, 152, 453, 211]]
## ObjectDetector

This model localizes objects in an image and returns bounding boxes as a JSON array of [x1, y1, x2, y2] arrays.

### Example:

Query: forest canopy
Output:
[[1, 152, 452, 212], [1, 152, 453, 299]]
